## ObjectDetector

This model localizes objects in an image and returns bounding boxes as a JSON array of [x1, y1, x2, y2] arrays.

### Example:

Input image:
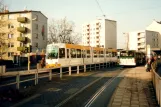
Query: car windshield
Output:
[[46, 45, 58, 59]]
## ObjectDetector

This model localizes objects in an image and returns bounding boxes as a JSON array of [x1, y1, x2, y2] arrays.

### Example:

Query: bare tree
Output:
[[0, 1, 12, 60], [48, 17, 81, 44], [0, 0, 4, 12]]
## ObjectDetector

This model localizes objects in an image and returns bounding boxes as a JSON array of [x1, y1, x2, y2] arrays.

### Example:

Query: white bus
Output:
[[119, 50, 146, 66]]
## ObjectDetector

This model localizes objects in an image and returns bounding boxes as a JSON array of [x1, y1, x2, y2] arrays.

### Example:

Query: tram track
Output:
[[11, 67, 125, 107], [55, 67, 127, 107]]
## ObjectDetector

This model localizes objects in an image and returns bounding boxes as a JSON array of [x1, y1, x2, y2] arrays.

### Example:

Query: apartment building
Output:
[[0, 10, 47, 60], [82, 18, 117, 49], [126, 30, 159, 52], [146, 20, 161, 48]]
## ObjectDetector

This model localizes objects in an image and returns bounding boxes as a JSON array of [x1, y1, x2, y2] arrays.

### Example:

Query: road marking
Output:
[[11, 94, 41, 107], [55, 67, 124, 107], [55, 77, 103, 107], [84, 69, 127, 107]]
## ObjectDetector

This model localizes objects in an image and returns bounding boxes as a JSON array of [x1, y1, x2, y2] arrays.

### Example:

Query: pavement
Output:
[[108, 67, 159, 107]]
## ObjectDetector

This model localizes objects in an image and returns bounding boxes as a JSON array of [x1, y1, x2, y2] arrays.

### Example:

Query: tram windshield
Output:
[[120, 51, 135, 57], [46, 45, 58, 59]]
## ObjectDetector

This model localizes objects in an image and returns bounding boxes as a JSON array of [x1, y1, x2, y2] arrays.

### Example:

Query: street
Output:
[[10, 67, 124, 107]]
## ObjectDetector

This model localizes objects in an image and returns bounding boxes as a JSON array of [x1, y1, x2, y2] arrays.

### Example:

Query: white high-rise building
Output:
[[125, 30, 159, 52], [82, 19, 117, 49]]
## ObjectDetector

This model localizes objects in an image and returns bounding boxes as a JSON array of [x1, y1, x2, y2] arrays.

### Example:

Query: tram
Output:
[[45, 43, 118, 68], [119, 50, 146, 66]]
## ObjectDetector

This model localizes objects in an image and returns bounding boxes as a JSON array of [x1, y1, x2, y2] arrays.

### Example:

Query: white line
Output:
[[12, 94, 41, 107], [55, 77, 103, 107], [84, 69, 126, 107]]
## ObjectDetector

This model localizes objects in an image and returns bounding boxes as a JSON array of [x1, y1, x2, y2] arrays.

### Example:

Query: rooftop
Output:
[[0, 10, 48, 19]]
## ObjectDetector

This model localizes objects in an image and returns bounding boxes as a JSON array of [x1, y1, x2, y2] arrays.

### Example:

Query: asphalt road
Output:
[[1, 66, 125, 107]]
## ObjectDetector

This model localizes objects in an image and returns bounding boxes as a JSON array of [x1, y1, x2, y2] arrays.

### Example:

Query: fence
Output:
[[151, 66, 161, 106], [0, 62, 117, 90]]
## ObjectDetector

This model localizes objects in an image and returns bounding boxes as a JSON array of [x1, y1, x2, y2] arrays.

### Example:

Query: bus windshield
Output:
[[120, 51, 134, 57], [46, 45, 58, 59]]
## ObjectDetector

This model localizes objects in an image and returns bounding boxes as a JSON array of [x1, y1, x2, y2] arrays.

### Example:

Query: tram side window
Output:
[[87, 50, 90, 58], [77, 49, 81, 58], [82, 50, 86, 58], [112, 52, 117, 57], [109, 52, 112, 57], [59, 48, 65, 58], [100, 51, 104, 57], [106, 51, 109, 57], [71, 48, 76, 58], [94, 50, 97, 58], [67, 49, 69, 58]]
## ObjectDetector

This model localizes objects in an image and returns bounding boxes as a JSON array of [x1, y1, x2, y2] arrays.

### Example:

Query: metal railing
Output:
[[151, 66, 161, 106], [0, 62, 117, 90]]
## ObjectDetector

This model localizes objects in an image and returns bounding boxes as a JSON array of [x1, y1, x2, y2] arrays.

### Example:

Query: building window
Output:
[[8, 24, 14, 29], [33, 14, 38, 21], [8, 52, 14, 57], [8, 43, 14, 48], [34, 42, 38, 47], [35, 34, 38, 39], [20, 23, 24, 27], [0, 15, 4, 20], [8, 15, 15, 20], [20, 14, 27, 17], [20, 43, 23, 47], [34, 24, 38, 30], [8, 34, 13, 38]]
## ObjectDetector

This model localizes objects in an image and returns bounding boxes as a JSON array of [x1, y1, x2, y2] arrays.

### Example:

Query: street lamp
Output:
[[123, 32, 129, 50]]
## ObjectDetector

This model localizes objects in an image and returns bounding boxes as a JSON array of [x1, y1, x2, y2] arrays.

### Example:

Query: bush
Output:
[[0, 60, 14, 68]]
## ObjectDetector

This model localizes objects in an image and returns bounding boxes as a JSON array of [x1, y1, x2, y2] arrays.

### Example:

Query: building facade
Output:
[[146, 20, 161, 48], [0, 10, 47, 61], [82, 19, 117, 49], [126, 30, 159, 52]]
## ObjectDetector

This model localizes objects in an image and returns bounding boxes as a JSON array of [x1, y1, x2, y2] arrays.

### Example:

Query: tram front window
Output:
[[128, 51, 134, 57], [120, 51, 128, 57], [46, 46, 58, 59]]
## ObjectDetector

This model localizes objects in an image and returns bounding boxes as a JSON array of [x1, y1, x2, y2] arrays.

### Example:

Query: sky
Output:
[[4, 0, 161, 49]]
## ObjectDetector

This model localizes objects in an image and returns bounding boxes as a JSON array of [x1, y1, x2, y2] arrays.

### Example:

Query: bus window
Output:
[[87, 50, 90, 58], [120, 51, 128, 57], [59, 48, 65, 58], [77, 49, 81, 58], [67, 49, 69, 58], [128, 51, 134, 57], [71, 48, 76, 58]]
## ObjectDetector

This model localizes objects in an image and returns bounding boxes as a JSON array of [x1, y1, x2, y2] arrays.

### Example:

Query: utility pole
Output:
[[123, 32, 129, 50]]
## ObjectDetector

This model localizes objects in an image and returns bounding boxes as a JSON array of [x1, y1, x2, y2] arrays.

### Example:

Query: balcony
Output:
[[17, 37, 27, 42], [96, 36, 99, 39], [17, 47, 26, 52], [17, 46, 31, 53], [17, 17, 27, 23], [17, 27, 27, 33]]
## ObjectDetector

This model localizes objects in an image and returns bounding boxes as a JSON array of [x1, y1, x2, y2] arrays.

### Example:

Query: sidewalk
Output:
[[108, 67, 159, 107]]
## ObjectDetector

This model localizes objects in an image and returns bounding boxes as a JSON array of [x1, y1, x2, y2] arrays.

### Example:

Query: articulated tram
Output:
[[45, 43, 118, 68], [119, 50, 146, 66]]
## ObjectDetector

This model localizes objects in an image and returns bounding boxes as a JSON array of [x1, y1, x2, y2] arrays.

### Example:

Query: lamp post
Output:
[[123, 32, 129, 50], [28, 52, 30, 71]]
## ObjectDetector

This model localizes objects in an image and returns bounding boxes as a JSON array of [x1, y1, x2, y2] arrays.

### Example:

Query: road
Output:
[[2, 66, 126, 107]]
